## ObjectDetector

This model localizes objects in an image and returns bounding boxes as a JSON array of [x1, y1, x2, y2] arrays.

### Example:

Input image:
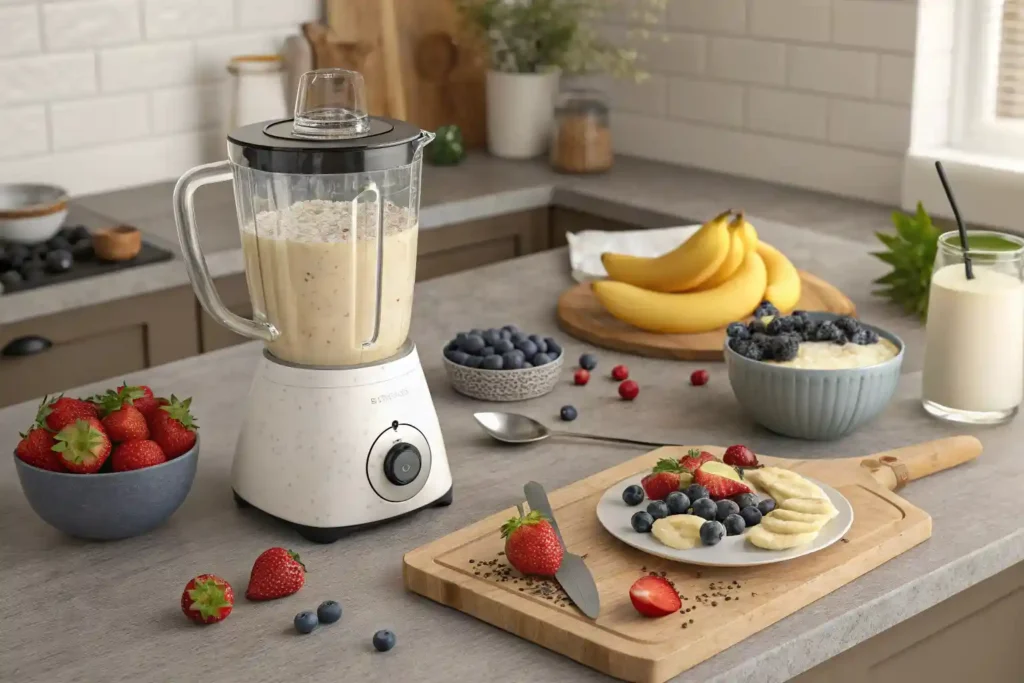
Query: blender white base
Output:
[[231, 344, 453, 540]]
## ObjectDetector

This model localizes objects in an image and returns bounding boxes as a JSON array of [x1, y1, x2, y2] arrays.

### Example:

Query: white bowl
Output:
[[0, 183, 69, 244]]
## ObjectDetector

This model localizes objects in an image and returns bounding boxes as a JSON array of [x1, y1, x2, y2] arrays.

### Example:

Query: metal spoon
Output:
[[473, 411, 680, 448]]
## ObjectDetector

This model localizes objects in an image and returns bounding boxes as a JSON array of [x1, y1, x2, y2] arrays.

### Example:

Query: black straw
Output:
[[934, 160, 974, 280]]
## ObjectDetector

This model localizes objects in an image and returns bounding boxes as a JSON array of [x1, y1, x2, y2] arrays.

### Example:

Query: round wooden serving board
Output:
[[556, 271, 856, 361]]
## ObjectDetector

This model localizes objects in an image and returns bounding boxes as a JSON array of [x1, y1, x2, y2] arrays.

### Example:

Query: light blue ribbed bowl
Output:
[[725, 314, 904, 441]]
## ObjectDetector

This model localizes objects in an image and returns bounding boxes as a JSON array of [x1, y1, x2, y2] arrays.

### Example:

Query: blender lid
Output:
[[227, 68, 425, 174]]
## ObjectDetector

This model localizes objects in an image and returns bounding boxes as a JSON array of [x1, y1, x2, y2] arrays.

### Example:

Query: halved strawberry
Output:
[[678, 449, 717, 474], [641, 458, 684, 500], [694, 461, 751, 499], [52, 418, 111, 474], [629, 576, 681, 618]]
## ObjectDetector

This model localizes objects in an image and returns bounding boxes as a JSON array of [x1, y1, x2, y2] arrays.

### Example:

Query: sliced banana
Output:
[[770, 508, 831, 528], [747, 525, 819, 550], [761, 513, 825, 534], [652, 514, 705, 550], [781, 496, 838, 519], [748, 467, 828, 504]]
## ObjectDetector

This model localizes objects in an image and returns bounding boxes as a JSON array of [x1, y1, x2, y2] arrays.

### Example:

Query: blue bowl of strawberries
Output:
[[12, 384, 199, 540]]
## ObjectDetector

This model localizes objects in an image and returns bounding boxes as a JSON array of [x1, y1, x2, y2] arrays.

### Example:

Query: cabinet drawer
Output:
[[198, 274, 254, 353], [417, 209, 549, 280]]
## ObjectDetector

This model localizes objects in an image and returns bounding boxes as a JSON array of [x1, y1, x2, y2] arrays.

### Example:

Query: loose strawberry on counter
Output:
[[629, 575, 681, 618], [181, 574, 234, 625], [246, 548, 306, 601], [694, 461, 752, 499], [149, 395, 197, 458], [500, 510, 564, 577], [40, 395, 99, 433], [111, 440, 167, 472], [641, 459, 686, 501], [52, 418, 111, 474]]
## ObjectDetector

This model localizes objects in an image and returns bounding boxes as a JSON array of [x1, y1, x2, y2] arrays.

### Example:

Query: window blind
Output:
[[997, 0, 1024, 118]]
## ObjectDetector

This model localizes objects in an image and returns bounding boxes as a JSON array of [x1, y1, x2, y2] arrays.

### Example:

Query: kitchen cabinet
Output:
[[0, 287, 198, 408], [549, 206, 678, 248], [417, 209, 549, 280], [198, 274, 253, 353]]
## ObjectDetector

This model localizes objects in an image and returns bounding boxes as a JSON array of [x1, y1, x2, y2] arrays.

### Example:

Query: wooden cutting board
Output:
[[556, 271, 857, 361], [404, 436, 981, 683]]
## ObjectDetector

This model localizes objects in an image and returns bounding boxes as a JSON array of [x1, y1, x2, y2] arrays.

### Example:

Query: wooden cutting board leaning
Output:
[[404, 436, 981, 683]]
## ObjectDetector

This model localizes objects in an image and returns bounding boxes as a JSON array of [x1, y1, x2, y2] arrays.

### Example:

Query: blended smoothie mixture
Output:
[[241, 199, 418, 366], [923, 264, 1024, 413]]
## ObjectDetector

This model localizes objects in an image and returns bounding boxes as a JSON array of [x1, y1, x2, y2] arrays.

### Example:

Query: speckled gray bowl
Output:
[[13, 439, 199, 540], [443, 352, 564, 401], [725, 315, 904, 440]]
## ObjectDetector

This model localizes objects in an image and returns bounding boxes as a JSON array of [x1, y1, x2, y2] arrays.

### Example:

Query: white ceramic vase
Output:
[[486, 70, 560, 159]]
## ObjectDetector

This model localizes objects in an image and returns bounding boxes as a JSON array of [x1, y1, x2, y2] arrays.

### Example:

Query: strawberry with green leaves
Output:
[[116, 383, 161, 419], [501, 510, 564, 577], [641, 458, 686, 501], [149, 395, 197, 458], [52, 418, 111, 474], [40, 395, 99, 433], [181, 574, 234, 625], [246, 548, 306, 601], [678, 449, 717, 474], [15, 397, 65, 472]]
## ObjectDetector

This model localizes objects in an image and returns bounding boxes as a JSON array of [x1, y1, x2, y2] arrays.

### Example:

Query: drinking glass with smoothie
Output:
[[922, 230, 1024, 424]]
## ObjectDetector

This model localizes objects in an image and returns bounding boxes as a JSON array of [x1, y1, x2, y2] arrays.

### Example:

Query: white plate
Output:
[[596, 473, 854, 567]]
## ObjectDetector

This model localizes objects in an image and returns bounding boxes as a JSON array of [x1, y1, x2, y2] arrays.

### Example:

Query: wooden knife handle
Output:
[[859, 435, 982, 491]]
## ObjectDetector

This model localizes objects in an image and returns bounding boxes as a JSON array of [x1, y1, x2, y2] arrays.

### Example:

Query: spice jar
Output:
[[550, 89, 613, 174]]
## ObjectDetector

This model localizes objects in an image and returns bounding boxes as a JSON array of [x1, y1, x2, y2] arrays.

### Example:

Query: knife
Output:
[[523, 481, 601, 619]]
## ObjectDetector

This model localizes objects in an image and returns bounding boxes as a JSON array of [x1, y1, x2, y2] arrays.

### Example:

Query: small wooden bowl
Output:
[[93, 225, 142, 261]]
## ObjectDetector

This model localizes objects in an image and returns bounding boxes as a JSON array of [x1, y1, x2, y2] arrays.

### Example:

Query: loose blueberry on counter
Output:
[[732, 493, 759, 510], [684, 483, 709, 502], [715, 499, 740, 521], [317, 600, 342, 624], [559, 405, 578, 421], [691, 497, 717, 521], [726, 322, 750, 340], [544, 338, 562, 358], [463, 355, 484, 368], [739, 506, 762, 527], [372, 630, 397, 652], [579, 353, 598, 370], [723, 513, 746, 536], [622, 484, 645, 506], [699, 520, 726, 546], [45, 249, 73, 274], [493, 339, 515, 354], [294, 611, 318, 634], [631, 510, 655, 533], [757, 498, 777, 515], [753, 301, 779, 319], [665, 491, 691, 515], [646, 500, 669, 520], [481, 354, 503, 370]]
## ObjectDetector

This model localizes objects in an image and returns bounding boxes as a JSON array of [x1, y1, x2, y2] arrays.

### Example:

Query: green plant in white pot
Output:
[[457, 0, 663, 159]]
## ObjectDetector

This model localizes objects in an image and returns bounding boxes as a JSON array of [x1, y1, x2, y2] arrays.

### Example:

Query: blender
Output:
[[172, 69, 452, 542]]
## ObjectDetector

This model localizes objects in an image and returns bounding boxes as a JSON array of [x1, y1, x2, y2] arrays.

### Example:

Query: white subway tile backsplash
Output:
[[788, 46, 877, 97], [749, 0, 831, 43], [746, 87, 828, 140], [0, 52, 96, 105], [236, 0, 320, 29], [598, 24, 706, 76], [50, 93, 149, 150], [878, 54, 915, 104], [668, 77, 744, 127], [668, 0, 746, 34], [0, 105, 48, 159], [100, 42, 195, 92], [42, 0, 140, 50], [709, 38, 786, 85], [606, 75, 669, 116], [195, 31, 291, 81], [152, 83, 225, 133], [0, 5, 41, 57], [828, 99, 911, 153], [833, 0, 918, 53], [144, 0, 234, 39]]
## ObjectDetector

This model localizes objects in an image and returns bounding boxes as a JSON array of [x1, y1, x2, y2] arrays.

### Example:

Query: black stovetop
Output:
[[0, 224, 174, 294]]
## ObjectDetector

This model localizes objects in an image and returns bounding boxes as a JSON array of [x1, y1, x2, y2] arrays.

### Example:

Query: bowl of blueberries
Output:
[[442, 325, 564, 401], [723, 302, 904, 441]]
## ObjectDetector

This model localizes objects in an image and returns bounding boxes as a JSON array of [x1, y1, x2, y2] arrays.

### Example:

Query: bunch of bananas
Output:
[[593, 211, 801, 334]]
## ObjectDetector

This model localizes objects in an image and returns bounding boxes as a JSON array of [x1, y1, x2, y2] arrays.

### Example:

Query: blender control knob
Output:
[[383, 443, 422, 486]]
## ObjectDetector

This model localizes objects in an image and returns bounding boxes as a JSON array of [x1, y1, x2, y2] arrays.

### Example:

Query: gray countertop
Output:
[[2, 231, 1022, 681], [1, 153, 891, 326]]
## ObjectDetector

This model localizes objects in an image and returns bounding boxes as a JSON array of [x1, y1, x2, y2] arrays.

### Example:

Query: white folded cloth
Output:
[[565, 224, 700, 283]]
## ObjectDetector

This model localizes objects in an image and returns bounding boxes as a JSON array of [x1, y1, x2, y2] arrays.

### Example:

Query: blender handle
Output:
[[358, 182, 385, 347], [172, 160, 279, 343]]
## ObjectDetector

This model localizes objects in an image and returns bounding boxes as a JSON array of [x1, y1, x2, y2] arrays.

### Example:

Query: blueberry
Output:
[[71, 238, 94, 260], [740, 506, 762, 527], [646, 500, 669, 520], [757, 498, 776, 515], [469, 328, 485, 336], [19, 263, 43, 283], [769, 335, 800, 362], [481, 354, 503, 370], [834, 316, 861, 337], [499, 328, 513, 340], [483, 329, 504, 346], [317, 600, 342, 624], [544, 338, 562, 358], [463, 355, 483, 368], [578, 353, 598, 370], [372, 629, 396, 652], [531, 352, 552, 366], [7, 243, 29, 262], [510, 332, 529, 344], [44, 248, 73, 273], [502, 324, 521, 335], [47, 235, 71, 252], [294, 611, 318, 634], [631, 510, 655, 533], [790, 311, 810, 331], [753, 301, 779, 319], [699, 520, 726, 546], [479, 346, 495, 357], [460, 334, 486, 354], [850, 328, 879, 345], [716, 499, 740, 521], [801, 321, 820, 342], [691, 497, 717, 521], [445, 348, 467, 364], [514, 339, 538, 359], [521, 362, 533, 368], [726, 322, 751, 340], [665, 491, 691, 515], [559, 405, 578, 421], [766, 316, 795, 335], [747, 319, 767, 335], [732, 493, 759, 509], [0, 270, 22, 291], [729, 338, 763, 361], [30, 243, 48, 260], [502, 351, 526, 369], [684, 483, 709, 502], [622, 484, 645, 506], [528, 335, 547, 353], [723, 513, 746, 536], [814, 321, 845, 344], [454, 331, 469, 345], [69, 225, 91, 243], [493, 339, 515, 354]]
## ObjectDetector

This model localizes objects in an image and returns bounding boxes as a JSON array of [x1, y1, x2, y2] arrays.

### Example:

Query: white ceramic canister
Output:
[[486, 69, 560, 159], [227, 55, 288, 131]]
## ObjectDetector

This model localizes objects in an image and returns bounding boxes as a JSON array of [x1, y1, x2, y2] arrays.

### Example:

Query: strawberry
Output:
[[40, 395, 99, 432], [16, 427, 64, 472], [246, 547, 306, 601], [641, 458, 685, 500], [52, 417, 111, 474], [678, 448, 717, 474], [111, 440, 167, 471], [101, 404, 150, 442], [150, 395, 197, 459], [181, 574, 234, 624], [117, 383, 161, 419], [500, 510, 564, 577], [694, 461, 752, 499], [723, 444, 759, 468], [629, 576, 681, 618]]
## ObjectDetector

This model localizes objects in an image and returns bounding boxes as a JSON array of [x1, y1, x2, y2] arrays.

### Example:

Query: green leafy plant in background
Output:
[[872, 202, 941, 321], [456, 0, 667, 80]]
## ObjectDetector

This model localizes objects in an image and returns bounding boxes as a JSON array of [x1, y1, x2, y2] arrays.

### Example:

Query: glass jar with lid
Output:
[[550, 88, 613, 174]]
